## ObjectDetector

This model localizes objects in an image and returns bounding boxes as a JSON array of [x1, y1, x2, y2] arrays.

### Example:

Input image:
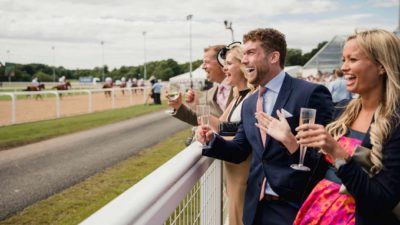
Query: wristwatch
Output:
[[334, 157, 350, 170]]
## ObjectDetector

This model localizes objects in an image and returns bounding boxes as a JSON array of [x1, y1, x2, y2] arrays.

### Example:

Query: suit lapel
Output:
[[264, 74, 293, 149], [207, 86, 222, 116]]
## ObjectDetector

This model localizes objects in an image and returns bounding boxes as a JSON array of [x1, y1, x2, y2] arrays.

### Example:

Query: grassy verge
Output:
[[0, 103, 167, 150], [0, 128, 191, 225]]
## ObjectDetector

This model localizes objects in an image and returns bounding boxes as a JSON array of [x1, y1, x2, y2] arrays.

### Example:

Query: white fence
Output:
[[0, 82, 101, 91], [0, 87, 152, 126], [80, 142, 226, 225]]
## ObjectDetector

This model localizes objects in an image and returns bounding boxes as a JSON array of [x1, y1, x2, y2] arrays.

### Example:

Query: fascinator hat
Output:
[[217, 41, 242, 67]]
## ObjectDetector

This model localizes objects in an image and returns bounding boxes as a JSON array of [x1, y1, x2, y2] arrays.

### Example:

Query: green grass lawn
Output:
[[0, 128, 191, 225], [0, 103, 168, 150]]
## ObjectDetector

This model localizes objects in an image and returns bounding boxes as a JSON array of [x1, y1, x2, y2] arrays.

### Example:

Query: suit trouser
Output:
[[252, 199, 298, 225], [153, 93, 161, 104]]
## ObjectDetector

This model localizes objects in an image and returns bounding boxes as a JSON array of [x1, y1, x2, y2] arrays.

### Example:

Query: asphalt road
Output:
[[0, 110, 190, 220]]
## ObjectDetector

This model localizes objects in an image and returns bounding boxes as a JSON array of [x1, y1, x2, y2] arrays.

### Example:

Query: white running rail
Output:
[[80, 142, 225, 225]]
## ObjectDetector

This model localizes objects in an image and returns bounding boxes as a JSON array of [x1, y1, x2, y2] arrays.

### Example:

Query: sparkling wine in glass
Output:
[[165, 83, 180, 114], [291, 108, 317, 171], [196, 105, 210, 147]]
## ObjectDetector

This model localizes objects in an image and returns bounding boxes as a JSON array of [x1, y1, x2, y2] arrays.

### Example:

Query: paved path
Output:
[[0, 110, 190, 220]]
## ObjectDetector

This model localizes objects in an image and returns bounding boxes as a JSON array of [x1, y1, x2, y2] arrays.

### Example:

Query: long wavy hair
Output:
[[326, 29, 400, 174], [226, 46, 255, 97]]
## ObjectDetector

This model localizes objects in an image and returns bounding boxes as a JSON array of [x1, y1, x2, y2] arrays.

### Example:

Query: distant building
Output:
[[79, 76, 93, 83]]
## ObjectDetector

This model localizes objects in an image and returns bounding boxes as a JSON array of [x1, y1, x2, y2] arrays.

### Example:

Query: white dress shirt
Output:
[[261, 70, 286, 196]]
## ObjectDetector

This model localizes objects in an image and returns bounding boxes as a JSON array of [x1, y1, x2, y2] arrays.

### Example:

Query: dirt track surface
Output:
[[0, 90, 154, 126], [0, 110, 190, 220]]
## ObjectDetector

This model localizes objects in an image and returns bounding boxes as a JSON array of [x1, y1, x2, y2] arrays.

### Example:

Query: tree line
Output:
[[0, 41, 326, 82]]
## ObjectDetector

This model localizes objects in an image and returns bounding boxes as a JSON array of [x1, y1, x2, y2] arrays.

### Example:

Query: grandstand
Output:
[[303, 35, 347, 74], [304, 24, 400, 75]]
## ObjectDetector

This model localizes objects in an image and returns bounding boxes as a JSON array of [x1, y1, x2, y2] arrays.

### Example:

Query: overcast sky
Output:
[[0, 0, 398, 69]]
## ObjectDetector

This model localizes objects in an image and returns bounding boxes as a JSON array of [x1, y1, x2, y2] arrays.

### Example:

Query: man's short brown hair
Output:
[[204, 45, 226, 58], [243, 28, 287, 68]]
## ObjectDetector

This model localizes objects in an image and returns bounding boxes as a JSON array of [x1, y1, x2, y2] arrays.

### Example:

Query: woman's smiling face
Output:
[[341, 39, 384, 97], [223, 51, 246, 87]]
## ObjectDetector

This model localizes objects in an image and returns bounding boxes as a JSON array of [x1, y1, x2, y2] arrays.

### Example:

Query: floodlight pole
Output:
[[224, 20, 234, 42], [6, 50, 11, 83], [143, 31, 147, 81], [52, 46, 56, 82], [101, 41, 105, 82], [187, 14, 193, 88]]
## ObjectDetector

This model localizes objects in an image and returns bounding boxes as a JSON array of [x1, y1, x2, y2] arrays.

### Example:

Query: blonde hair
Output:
[[327, 29, 400, 174], [225, 46, 255, 97]]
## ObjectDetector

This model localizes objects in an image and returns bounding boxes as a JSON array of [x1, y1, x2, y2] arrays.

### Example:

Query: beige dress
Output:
[[220, 90, 252, 225]]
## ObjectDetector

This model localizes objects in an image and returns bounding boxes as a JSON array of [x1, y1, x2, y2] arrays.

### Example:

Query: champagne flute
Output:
[[165, 83, 180, 114], [196, 105, 211, 147], [291, 108, 317, 171]]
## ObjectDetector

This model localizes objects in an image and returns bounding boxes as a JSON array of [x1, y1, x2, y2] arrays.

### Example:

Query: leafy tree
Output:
[[180, 60, 202, 73], [34, 71, 53, 82], [153, 59, 181, 81], [285, 49, 303, 66]]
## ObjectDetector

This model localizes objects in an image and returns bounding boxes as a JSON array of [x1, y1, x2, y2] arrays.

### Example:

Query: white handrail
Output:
[[79, 142, 216, 225], [0, 87, 151, 125]]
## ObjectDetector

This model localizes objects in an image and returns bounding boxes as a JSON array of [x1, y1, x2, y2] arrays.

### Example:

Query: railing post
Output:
[[143, 87, 147, 104], [52, 91, 61, 118], [216, 160, 223, 225], [10, 93, 16, 124], [129, 88, 133, 105], [200, 159, 223, 225], [111, 88, 115, 109], [85, 90, 92, 113]]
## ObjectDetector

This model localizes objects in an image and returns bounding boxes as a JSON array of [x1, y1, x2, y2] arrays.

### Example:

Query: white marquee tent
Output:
[[169, 66, 206, 90]]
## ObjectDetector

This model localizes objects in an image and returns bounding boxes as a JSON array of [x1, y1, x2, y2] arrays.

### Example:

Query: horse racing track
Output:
[[0, 91, 151, 126]]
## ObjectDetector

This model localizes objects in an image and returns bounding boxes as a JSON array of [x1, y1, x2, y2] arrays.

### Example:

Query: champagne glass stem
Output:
[[299, 146, 307, 166]]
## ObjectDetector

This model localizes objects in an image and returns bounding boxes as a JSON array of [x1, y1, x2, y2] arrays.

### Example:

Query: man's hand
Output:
[[255, 109, 298, 153], [185, 89, 195, 103], [196, 125, 214, 145]]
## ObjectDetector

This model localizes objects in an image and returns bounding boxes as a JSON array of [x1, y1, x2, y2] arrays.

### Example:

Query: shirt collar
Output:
[[220, 77, 232, 90], [264, 70, 286, 94]]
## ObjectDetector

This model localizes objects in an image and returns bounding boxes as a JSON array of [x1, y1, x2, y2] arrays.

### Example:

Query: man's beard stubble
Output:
[[249, 66, 268, 87]]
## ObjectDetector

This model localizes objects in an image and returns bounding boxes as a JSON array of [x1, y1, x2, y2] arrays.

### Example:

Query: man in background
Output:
[[328, 69, 352, 104], [168, 45, 233, 125]]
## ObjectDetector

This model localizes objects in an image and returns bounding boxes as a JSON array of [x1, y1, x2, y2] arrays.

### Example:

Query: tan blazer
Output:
[[173, 85, 233, 126]]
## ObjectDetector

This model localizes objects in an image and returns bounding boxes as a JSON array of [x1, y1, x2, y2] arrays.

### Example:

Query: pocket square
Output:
[[280, 108, 293, 118]]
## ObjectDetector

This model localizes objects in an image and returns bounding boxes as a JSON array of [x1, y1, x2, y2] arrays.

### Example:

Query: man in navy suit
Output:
[[197, 28, 334, 225]]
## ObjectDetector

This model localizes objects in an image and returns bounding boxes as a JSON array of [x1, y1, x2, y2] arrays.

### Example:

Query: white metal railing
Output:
[[0, 82, 100, 89], [0, 87, 152, 126], [80, 142, 226, 225]]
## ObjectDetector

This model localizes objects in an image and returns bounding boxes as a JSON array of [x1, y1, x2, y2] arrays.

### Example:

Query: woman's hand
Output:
[[255, 109, 298, 153], [295, 124, 349, 160]]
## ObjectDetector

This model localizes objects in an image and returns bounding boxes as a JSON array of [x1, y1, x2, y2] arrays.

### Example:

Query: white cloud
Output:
[[368, 0, 398, 7]]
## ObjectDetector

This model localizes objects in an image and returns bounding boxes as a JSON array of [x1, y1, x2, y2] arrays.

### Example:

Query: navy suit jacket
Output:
[[203, 74, 334, 225], [336, 106, 400, 225]]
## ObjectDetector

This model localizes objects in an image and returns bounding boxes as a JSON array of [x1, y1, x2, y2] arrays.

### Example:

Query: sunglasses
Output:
[[217, 41, 242, 67]]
